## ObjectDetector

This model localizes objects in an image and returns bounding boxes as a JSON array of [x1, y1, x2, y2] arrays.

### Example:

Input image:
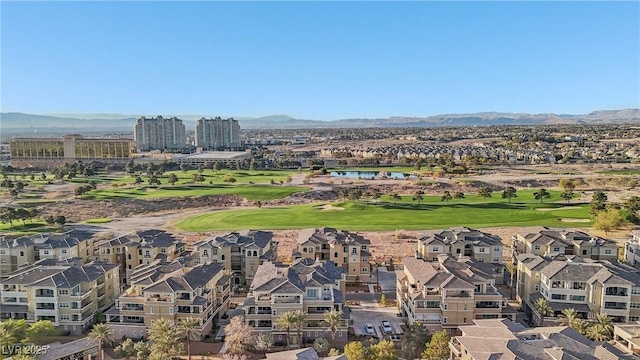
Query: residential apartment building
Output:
[[9, 134, 134, 168], [397, 255, 512, 330], [624, 230, 640, 268], [615, 322, 640, 356], [194, 230, 277, 284], [105, 259, 231, 340], [134, 116, 186, 151], [0, 230, 96, 277], [293, 228, 371, 281], [517, 253, 640, 324], [97, 230, 186, 286], [195, 117, 241, 150], [417, 227, 504, 264], [512, 227, 619, 261], [245, 259, 349, 348], [0, 259, 120, 335], [449, 318, 637, 360]]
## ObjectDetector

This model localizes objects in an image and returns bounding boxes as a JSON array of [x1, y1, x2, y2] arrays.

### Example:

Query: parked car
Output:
[[365, 323, 375, 335], [381, 320, 393, 334], [389, 334, 401, 342]]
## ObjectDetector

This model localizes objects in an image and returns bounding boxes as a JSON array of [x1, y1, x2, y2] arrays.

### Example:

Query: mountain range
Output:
[[1, 109, 639, 132]]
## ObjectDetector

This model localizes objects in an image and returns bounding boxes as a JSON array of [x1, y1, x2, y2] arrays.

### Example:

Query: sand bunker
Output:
[[536, 206, 581, 211], [560, 218, 591, 223], [319, 204, 345, 211]]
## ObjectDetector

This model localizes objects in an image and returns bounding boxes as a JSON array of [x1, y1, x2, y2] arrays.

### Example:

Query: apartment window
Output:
[[493, 257, 499, 262], [60, 302, 70, 308], [221, 255, 225, 260], [582, 250, 588, 255], [145, 251, 150, 256], [334, 252, 338, 258], [44, 250, 49, 255], [534, 245, 541, 250], [478, 248, 486, 253], [463, 304, 467, 310], [362, 267, 368, 272], [60, 315, 70, 321], [494, 247, 500, 252], [307, 289, 318, 298], [62, 249, 67, 254], [432, 247, 439, 252], [631, 303, 640, 309], [150, 307, 154, 314], [169, 308, 174, 315], [19, 251, 24, 257], [316, 246, 320, 252], [463, 318, 467, 323], [632, 288, 640, 295], [59, 289, 68, 295], [0, 250, 4, 254], [552, 247, 560, 252], [605, 249, 612, 255], [443, 304, 448, 310], [569, 295, 586, 302], [0, 260, 6, 264], [551, 294, 567, 300], [534, 285, 539, 292], [631, 316, 640, 322], [478, 258, 485, 263], [203, 250, 208, 256], [351, 248, 357, 255], [442, 317, 447, 324]]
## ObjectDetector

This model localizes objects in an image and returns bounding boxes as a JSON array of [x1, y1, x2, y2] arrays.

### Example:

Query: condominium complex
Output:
[[417, 227, 504, 264], [624, 230, 640, 268], [105, 259, 231, 340], [0, 259, 120, 335], [195, 117, 241, 149], [97, 230, 186, 286], [293, 228, 371, 281], [245, 259, 349, 347], [517, 253, 640, 324], [194, 230, 277, 284], [0, 230, 96, 277], [397, 255, 513, 329], [512, 227, 619, 261], [9, 134, 133, 168], [134, 116, 186, 151], [449, 318, 636, 360]]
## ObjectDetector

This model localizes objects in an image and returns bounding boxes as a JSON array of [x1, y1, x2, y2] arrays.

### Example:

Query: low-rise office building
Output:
[[512, 227, 619, 261], [0, 260, 120, 335], [105, 259, 231, 340], [397, 254, 512, 330], [293, 228, 371, 281], [245, 259, 349, 348], [194, 230, 277, 284]]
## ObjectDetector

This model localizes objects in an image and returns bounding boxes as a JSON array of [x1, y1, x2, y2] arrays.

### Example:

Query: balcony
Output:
[[605, 287, 629, 297], [273, 296, 301, 304], [34, 290, 55, 298], [36, 303, 55, 310], [147, 294, 172, 302], [449, 339, 462, 359], [446, 291, 471, 298], [476, 301, 500, 309], [121, 304, 144, 311], [604, 302, 628, 310], [71, 289, 92, 299]]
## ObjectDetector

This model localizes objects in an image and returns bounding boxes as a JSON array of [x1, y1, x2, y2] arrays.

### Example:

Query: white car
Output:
[[381, 320, 393, 334], [365, 323, 375, 335]]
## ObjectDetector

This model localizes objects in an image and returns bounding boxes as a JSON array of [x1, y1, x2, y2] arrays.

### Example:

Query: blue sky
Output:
[[1, 1, 638, 120]]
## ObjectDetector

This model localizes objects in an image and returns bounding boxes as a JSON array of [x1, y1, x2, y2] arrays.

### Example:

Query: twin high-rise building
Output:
[[195, 117, 241, 150], [134, 116, 186, 152]]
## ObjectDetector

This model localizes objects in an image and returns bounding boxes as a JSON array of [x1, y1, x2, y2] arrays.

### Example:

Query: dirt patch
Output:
[[560, 218, 591, 223], [318, 204, 345, 211]]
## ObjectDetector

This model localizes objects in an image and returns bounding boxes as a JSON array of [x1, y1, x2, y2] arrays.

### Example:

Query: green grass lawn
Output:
[[85, 184, 309, 201], [176, 194, 592, 232], [84, 218, 113, 224], [109, 169, 299, 186], [0, 221, 57, 233]]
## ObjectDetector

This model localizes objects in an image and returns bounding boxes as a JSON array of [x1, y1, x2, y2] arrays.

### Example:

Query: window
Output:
[[553, 247, 560, 252], [632, 288, 640, 295], [478, 248, 486, 253], [334, 252, 338, 258], [361, 246, 367, 250], [432, 247, 439, 252], [362, 267, 368, 272], [432, 258, 438, 262], [60, 314, 70, 321], [463, 304, 467, 310], [551, 294, 567, 300], [221, 255, 225, 260], [203, 250, 208, 256], [19, 251, 24, 257], [463, 317, 467, 323], [60, 302, 69, 308], [161, 248, 166, 253], [569, 295, 586, 302], [150, 307, 154, 314], [631, 316, 640, 322], [605, 249, 612, 255], [534, 285, 540, 292], [62, 249, 67, 254], [443, 304, 448, 310], [493, 257, 499, 262], [0, 260, 5, 264], [316, 246, 320, 252], [582, 250, 588, 255], [169, 308, 174, 314], [478, 258, 485, 263], [44, 250, 49, 255], [307, 289, 318, 298], [630, 302, 640, 309], [0, 250, 4, 254], [494, 247, 500, 252], [351, 248, 357, 255], [442, 317, 447, 324], [534, 245, 541, 250]]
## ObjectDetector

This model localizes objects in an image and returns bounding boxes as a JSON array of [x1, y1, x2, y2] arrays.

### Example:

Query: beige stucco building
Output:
[[293, 228, 371, 281], [0, 259, 120, 335], [512, 227, 619, 261], [417, 227, 504, 264]]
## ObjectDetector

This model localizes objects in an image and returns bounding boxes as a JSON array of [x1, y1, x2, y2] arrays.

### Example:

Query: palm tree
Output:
[[587, 323, 612, 341], [178, 318, 200, 360], [534, 298, 552, 325], [148, 318, 184, 359], [504, 262, 517, 300], [591, 313, 613, 339], [291, 310, 307, 348], [557, 308, 582, 330], [88, 323, 112, 360], [322, 309, 344, 348], [276, 311, 297, 349]]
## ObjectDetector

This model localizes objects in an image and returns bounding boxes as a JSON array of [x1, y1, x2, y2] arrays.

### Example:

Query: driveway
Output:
[[347, 291, 403, 339]]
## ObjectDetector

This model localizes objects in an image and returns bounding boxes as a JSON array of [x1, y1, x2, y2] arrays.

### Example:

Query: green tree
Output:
[[587, 323, 612, 341], [413, 190, 425, 204], [343, 341, 366, 360], [115, 338, 137, 360], [0, 319, 29, 347], [224, 316, 253, 355], [313, 337, 330, 354], [134, 341, 151, 360], [87, 323, 112, 360], [147, 318, 184, 359], [561, 190, 575, 204], [291, 310, 307, 349], [593, 208, 623, 234], [501, 186, 518, 203], [556, 308, 585, 334], [505, 262, 517, 300], [148, 175, 161, 187], [421, 330, 450, 360], [222, 175, 237, 184], [134, 176, 143, 186], [559, 178, 576, 192], [276, 311, 297, 349], [533, 188, 551, 203], [178, 317, 200, 360], [369, 339, 397, 360], [590, 191, 608, 216], [454, 192, 465, 200], [401, 321, 430, 360], [180, 164, 189, 173], [440, 191, 452, 203], [254, 332, 274, 352], [389, 193, 401, 204], [534, 298, 553, 325], [322, 309, 344, 348], [168, 173, 178, 185], [379, 293, 388, 305], [477, 187, 493, 202], [624, 196, 640, 212], [591, 313, 613, 339]]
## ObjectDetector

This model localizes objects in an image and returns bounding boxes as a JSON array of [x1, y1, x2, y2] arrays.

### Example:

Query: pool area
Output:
[[329, 171, 416, 179]]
